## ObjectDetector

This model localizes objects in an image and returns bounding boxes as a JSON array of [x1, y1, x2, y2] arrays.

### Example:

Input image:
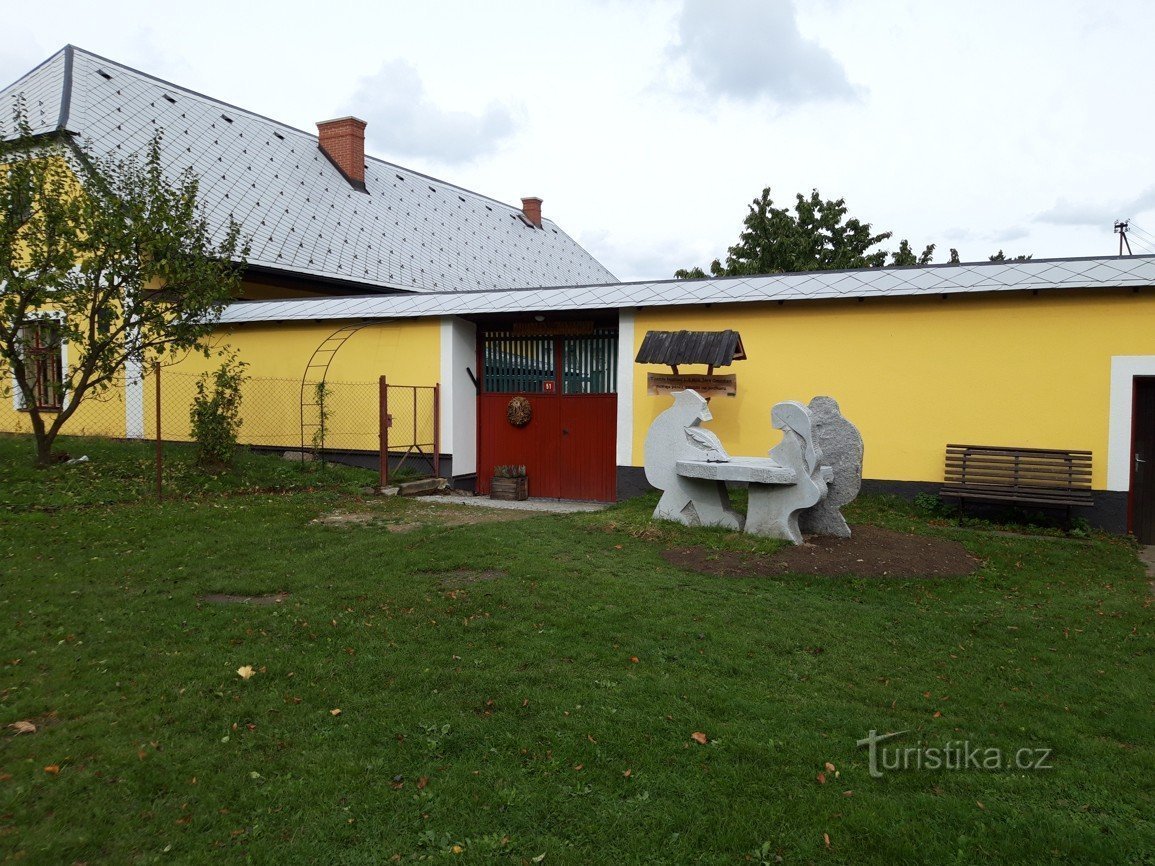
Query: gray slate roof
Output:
[[0, 46, 618, 294], [215, 253, 1155, 324]]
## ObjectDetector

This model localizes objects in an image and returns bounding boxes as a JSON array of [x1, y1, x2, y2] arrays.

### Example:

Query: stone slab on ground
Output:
[[397, 478, 449, 497], [425, 494, 607, 514]]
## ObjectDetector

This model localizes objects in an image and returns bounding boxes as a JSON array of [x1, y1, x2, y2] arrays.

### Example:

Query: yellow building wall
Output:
[[158, 319, 441, 452], [0, 382, 126, 440], [633, 289, 1155, 489]]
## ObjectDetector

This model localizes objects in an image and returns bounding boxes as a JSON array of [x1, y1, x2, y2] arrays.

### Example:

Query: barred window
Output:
[[481, 328, 617, 394], [19, 320, 64, 410]]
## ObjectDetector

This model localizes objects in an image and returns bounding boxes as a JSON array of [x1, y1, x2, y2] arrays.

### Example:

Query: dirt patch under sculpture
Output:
[[662, 525, 980, 579]]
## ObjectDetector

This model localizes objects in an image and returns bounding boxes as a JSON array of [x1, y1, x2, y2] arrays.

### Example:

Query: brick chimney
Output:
[[521, 197, 543, 228], [317, 117, 367, 189]]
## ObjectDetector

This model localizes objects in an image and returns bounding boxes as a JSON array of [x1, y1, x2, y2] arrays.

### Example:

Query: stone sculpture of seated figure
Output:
[[743, 400, 828, 544], [643, 390, 744, 530]]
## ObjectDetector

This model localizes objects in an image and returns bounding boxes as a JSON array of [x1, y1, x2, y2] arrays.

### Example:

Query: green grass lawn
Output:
[[1, 436, 1152, 864]]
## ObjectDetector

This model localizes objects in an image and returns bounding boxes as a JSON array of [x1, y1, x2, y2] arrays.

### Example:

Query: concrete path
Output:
[[418, 494, 609, 514]]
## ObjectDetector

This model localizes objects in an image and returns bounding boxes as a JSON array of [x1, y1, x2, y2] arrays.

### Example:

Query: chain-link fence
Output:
[[149, 371, 382, 453], [1, 366, 441, 483]]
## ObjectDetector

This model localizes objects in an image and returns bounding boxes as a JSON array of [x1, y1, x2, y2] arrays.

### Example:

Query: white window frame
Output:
[[11, 311, 68, 412]]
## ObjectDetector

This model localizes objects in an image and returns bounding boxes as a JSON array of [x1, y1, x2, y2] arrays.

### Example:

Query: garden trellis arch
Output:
[[299, 323, 369, 453]]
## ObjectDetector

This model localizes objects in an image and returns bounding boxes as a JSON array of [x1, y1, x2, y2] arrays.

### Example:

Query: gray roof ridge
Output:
[[216, 252, 1155, 325], [220, 251, 1155, 308], [61, 45, 311, 137], [364, 152, 549, 219], [628, 252, 1155, 287], [56, 45, 74, 130], [59, 45, 544, 221]]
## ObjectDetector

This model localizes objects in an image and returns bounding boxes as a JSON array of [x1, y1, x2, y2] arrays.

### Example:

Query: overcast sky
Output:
[[4, 0, 1155, 281]]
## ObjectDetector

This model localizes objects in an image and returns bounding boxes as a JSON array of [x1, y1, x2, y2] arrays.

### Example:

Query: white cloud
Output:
[[0, 38, 50, 93], [991, 226, 1030, 243], [668, 0, 860, 105], [1035, 187, 1155, 227], [579, 228, 719, 283], [348, 59, 517, 166]]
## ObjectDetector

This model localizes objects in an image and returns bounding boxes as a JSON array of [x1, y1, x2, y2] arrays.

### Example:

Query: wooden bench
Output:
[[940, 444, 1093, 519]]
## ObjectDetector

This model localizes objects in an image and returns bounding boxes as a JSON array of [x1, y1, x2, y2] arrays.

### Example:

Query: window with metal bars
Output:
[[562, 331, 617, 394], [482, 333, 555, 393], [481, 328, 617, 394], [18, 320, 64, 410]]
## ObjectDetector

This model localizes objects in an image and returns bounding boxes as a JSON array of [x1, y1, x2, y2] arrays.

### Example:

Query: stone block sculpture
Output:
[[643, 390, 862, 544], [798, 396, 863, 538]]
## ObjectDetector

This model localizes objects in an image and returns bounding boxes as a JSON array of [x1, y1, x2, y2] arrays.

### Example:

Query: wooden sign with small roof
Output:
[[636, 330, 745, 397]]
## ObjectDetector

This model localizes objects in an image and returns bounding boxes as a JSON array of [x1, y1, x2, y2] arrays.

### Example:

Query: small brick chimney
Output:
[[317, 117, 367, 189], [521, 197, 543, 228]]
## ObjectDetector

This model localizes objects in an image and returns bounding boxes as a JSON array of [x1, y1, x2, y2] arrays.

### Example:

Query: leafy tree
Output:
[[675, 186, 934, 278], [0, 102, 249, 466], [988, 249, 1032, 262], [890, 239, 936, 267]]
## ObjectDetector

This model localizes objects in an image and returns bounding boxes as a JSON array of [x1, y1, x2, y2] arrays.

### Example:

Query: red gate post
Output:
[[378, 376, 388, 490], [433, 383, 441, 479], [154, 362, 163, 502]]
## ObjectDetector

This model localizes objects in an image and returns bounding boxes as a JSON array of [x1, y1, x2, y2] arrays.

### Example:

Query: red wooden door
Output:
[[477, 326, 618, 502], [478, 393, 561, 498], [559, 395, 617, 501]]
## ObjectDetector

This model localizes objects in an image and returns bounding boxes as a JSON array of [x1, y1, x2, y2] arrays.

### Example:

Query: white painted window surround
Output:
[[1106, 356, 1155, 492]]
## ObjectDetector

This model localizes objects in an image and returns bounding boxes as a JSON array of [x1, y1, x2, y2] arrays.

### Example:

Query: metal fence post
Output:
[[433, 383, 441, 479], [378, 375, 388, 489], [154, 362, 163, 502]]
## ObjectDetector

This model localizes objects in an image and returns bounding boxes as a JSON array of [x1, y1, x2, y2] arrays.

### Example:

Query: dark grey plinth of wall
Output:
[[613, 468, 1130, 535]]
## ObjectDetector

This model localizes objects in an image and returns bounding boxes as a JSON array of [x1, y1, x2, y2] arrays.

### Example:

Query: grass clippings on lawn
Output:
[[664, 525, 981, 578]]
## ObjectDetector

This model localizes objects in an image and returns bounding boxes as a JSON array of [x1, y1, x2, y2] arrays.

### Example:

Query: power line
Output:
[[1127, 221, 1155, 245], [1125, 224, 1155, 253], [1127, 235, 1155, 255]]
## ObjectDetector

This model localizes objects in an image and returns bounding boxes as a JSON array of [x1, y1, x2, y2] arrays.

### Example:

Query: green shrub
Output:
[[913, 491, 953, 517], [189, 354, 248, 469]]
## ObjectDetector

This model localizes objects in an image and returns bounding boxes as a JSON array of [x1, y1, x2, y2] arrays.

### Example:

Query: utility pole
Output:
[[1115, 220, 1132, 255]]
